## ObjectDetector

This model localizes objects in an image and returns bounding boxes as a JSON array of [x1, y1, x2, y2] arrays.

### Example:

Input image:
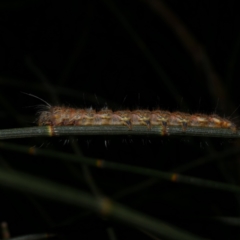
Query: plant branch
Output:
[[0, 125, 239, 140]]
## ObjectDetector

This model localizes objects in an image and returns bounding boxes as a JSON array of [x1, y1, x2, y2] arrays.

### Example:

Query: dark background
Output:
[[1, 0, 240, 239]]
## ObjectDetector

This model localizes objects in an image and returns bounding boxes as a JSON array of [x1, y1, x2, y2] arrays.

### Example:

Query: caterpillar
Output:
[[37, 106, 237, 133]]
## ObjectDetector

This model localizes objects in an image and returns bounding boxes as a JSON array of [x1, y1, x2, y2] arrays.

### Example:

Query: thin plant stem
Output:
[[0, 125, 239, 140]]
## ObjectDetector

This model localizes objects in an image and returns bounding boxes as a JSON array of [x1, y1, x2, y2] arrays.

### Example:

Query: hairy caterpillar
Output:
[[37, 106, 237, 133]]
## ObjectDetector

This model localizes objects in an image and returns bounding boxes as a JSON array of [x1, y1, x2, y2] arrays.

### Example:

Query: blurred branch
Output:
[[102, 0, 185, 106], [1, 142, 240, 194], [0, 169, 204, 240], [6, 234, 54, 240], [142, 0, 235, 113]]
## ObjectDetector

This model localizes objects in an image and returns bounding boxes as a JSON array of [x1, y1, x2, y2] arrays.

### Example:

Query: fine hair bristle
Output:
[[22, 92, 51, 107]]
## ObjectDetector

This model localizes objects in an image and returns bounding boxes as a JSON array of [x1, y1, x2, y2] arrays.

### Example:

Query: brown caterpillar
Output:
[[37, 106, 237, 133]]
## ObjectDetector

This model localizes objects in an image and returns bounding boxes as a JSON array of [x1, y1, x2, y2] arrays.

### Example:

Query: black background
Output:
[[1, 1, 240, 239]]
